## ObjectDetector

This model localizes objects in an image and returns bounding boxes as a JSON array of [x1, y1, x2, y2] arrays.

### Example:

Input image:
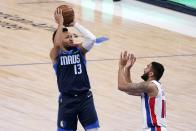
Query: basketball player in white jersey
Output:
[[118, 51, 167, 131]]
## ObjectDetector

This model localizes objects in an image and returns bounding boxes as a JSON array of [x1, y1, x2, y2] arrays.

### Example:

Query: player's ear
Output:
[[149, 71, 154, 77]]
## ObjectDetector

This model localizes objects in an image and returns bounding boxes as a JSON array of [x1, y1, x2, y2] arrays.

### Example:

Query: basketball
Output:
[[56, 5, 74, 26]]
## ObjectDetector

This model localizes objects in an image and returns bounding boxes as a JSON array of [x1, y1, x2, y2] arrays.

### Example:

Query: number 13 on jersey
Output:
[[74, 64, 82, 75]]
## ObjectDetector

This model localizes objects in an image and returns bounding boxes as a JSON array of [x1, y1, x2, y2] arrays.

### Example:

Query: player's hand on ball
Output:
[[54, 8, 64, 25]]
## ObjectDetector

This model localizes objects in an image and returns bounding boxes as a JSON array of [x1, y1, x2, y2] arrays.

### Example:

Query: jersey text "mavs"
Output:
[[53, 47, 91, 94]]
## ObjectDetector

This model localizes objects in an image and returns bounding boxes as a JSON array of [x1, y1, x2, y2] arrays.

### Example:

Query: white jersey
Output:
[[141, 80, 167, 129]]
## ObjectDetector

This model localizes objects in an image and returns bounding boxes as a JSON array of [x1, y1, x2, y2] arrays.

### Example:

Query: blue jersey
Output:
[[53, 47, 91, 94]]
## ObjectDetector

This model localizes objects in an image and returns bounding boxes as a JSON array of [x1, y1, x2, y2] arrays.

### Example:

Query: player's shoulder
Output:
[[144, 81, 159, 97]]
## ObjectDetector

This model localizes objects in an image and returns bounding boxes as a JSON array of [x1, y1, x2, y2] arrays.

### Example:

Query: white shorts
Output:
[[143, 127, 167, 131]]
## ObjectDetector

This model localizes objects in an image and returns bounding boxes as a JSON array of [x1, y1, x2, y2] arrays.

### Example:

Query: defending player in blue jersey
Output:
[[50, 8, 99, 131]]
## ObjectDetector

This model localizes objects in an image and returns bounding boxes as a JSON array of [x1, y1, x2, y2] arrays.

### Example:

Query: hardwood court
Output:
[[0, 0, 196, 131]]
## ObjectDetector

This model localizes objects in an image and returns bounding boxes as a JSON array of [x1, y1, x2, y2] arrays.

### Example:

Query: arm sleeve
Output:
[[74, 23, 96, 51]]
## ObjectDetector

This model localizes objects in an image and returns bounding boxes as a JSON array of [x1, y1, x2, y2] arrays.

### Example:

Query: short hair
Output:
[[151, 61, 164, 81], [52, 27, 68, 42]]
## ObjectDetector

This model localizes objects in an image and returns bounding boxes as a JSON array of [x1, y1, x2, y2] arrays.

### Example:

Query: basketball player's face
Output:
[[62, 32, 74, 47], [141, 64, 152, 81]]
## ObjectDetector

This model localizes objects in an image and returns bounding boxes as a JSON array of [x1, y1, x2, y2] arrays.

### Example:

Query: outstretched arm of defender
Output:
[[118, 51, 130, 90], [118, 72, 153, 95], [118, 51, 136, 91], [118, 51, 145, 96]]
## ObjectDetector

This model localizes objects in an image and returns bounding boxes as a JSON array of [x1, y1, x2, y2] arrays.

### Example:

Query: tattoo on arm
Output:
[[127, 82, 149, 94]]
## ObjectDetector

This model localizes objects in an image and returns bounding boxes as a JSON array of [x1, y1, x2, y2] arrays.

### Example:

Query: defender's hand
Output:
[[125, 53, 136, 69], [119, 51, 129, 67]]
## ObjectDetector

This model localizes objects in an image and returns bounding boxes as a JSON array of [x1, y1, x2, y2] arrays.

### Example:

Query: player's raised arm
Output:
[[50, 8, 64, 64], [73, 22, 96, 54], [118, 51, 136, 92], [118, 51, 146, 96]]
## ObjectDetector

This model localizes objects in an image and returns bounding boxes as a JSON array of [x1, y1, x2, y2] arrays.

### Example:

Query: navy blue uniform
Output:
[[53, 47, 99, 131]]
